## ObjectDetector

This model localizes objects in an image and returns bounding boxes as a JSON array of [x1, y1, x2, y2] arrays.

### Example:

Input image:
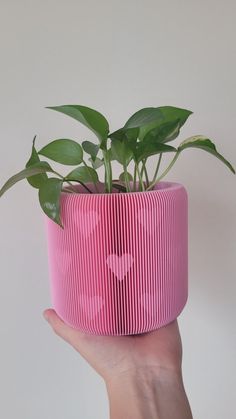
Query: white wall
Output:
[[0, 1, 235, 418]]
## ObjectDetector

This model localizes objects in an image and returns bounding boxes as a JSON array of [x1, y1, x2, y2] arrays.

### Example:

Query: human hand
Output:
[[43, 309, 193, 419], [43, 309, 181, 383]]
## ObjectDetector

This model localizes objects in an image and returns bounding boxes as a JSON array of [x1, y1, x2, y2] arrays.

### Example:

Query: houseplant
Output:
[[0, 105, 235, 335]]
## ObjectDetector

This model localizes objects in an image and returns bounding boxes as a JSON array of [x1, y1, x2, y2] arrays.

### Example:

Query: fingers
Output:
[[43, 308, 84, 348]]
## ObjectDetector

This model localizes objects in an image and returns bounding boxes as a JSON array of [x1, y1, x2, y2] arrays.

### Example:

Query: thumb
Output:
[[43, 308, 83, 346]]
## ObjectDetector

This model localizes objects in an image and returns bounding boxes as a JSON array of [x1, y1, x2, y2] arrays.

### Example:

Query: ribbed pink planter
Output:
[[44, 181, 188, 336]]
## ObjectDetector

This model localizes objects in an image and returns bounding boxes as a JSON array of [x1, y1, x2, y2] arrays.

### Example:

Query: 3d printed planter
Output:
[[44, 181, 188, 336]]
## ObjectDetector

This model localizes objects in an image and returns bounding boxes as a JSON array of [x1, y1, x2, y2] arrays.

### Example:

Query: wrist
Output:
[[106, 368, 184, 419], [105, 363, 182, 390]]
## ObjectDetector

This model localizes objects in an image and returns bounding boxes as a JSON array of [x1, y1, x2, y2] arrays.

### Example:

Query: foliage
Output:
[[0, 105, 235, 228]]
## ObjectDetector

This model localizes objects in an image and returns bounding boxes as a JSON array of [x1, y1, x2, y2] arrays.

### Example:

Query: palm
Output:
[[44, 309, 182, 382]]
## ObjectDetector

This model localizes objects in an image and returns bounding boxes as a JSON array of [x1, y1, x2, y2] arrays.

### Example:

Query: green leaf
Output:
[[112, 183, 127, 192], [143, 119, 181, 144], [88, 156, 104, 169], [65, 166, 99, 183], [38, 139, 83, 165], [178, 135, 235, 174], [124, 108, 163, 129], [109, 125, 176, 162], [109, 128, 138, 165], [158, 106, 192, 125], [82, 141, 99, 160], [119, 171, 133, 182], [46, 105, 109, 143], [26, 136, 48, 188], [0, 161, 54, 198], [135, 142, 177, 162], [111, 139, 133, 166], [107, 147, 116, 161], [109, 127, 139, 141], [38, 177, 63, 228], [139, 106, 192, 140], [109, 127, 139, 151]]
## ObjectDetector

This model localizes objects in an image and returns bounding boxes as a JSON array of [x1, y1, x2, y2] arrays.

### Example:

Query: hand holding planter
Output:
[[0, 105, 234, 335]]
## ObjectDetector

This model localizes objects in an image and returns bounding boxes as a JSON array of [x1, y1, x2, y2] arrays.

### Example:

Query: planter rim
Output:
[[61, 181, 185, 199]]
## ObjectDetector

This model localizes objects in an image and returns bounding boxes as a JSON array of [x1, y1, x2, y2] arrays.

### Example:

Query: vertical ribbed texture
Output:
[[45, 181, 188, 335]]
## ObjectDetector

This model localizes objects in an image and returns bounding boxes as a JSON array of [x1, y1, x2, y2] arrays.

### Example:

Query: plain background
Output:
[[0, 1, 235, 418]]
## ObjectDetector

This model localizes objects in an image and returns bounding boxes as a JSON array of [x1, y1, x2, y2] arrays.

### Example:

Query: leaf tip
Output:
[[32, 135, 37, 146], [45, 106, 57, 111]]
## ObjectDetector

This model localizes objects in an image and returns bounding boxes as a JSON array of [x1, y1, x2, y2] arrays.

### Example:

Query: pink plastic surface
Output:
[[44, 181, 188, 335]]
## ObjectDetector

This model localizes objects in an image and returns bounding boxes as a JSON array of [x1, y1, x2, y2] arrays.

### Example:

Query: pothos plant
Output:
[[0, 105, 235, 228]]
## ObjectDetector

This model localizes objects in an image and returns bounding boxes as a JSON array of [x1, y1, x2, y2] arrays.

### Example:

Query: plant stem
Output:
[[63, 178, 93, 193], [58, 163, 94, 193], [52, 170, 78, 193], [140, 158, 145, 178], [108, 158, 113, 191], [140, 158, 147, 177], [133, 163, 137, 192], [102, 149, 112, 193], [142, 159, 150, 188], [62, 187, 74, 193], [78, 181, 93, 193], [123, 164, 131, 192], [136, 162, 145, 191], [146, 151, 181, 191], [83, 159, 99, 192], [150, 153, 162, 188]]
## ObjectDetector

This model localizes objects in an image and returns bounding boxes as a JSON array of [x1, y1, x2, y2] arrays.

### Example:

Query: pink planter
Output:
[[44, 181, 188, 335]]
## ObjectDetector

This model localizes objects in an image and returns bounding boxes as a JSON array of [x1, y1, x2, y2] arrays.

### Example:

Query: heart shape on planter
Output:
[[140, 292, 158, 317], [106, 253, 134, 281], [78, 295, 104, 320], [137, 207, 159, 234], [73, 210, 100, 238]]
